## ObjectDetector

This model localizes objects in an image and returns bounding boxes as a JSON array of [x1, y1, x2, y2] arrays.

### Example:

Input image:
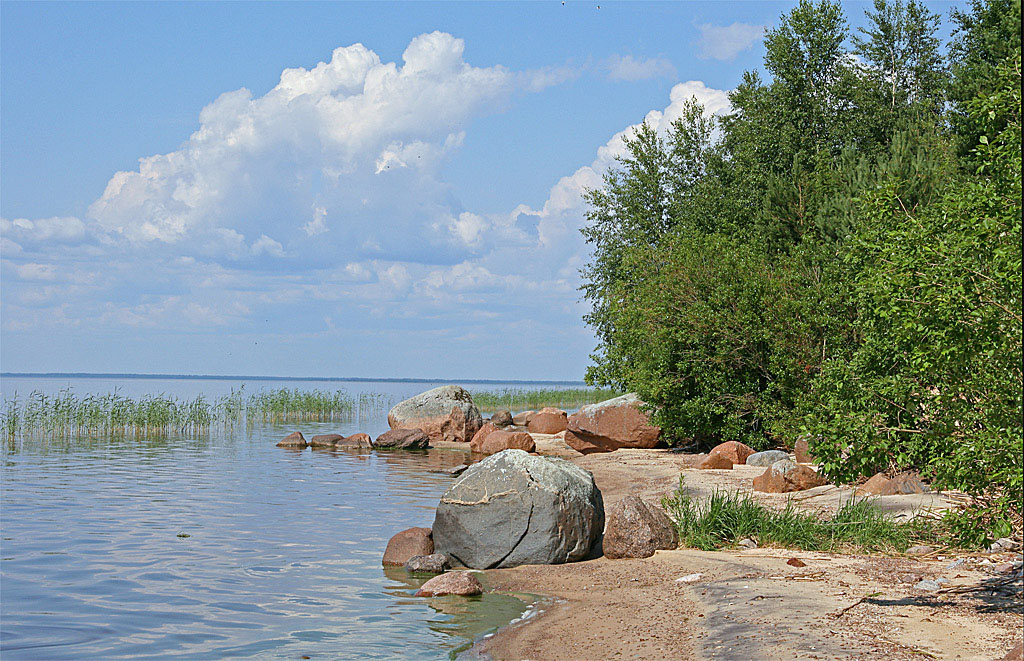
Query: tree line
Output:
[[581, 0, 1021, 541]]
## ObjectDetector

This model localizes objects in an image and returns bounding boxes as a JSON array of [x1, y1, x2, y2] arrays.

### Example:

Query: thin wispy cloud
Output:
[[695, 22, 765, 61], [603, 54, 676, 81]]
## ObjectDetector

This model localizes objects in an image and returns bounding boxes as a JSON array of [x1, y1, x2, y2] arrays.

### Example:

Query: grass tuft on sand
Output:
[[662, 477, 953, 554]]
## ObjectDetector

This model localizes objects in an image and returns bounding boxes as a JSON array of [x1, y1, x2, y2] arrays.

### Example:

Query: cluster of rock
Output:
[[277, 431, 372, 449], [695, 440, 829, 494]]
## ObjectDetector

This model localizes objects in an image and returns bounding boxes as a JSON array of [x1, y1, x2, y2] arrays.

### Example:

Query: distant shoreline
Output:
[[0, 372, 586, 386]]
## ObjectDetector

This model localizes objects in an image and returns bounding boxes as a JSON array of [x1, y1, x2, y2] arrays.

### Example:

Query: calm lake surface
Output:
[[0, 375, 579, 659]]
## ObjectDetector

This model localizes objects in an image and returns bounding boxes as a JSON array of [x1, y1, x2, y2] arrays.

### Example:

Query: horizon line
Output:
[[0, 371, 587, 385]]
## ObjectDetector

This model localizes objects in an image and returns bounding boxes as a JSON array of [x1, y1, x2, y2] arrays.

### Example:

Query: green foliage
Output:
[[661, 476, 950, 553], [806, 47, 1022, 522], [581, 0, 1022, 533]]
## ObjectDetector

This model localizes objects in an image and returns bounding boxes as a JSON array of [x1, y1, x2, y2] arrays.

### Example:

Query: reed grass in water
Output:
[[1, 387, 391, 439], [470, 387, 620, 413]]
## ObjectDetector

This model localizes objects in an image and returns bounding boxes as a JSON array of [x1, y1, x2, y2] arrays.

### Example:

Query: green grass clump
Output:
[[661, 476, 947, 554], [470, 388, 620, 413]]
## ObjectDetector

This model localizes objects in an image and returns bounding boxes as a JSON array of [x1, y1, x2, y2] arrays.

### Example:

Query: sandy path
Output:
[[437, 434, 1022, 660]]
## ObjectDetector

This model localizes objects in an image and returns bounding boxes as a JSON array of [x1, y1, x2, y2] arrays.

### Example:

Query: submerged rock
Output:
[[309, 433, 344, 447], [382, 527, 434, 566], [387, 385, 483, 444], [432, 449, 604, 569], [374, 428, 430, 450], [276, 431, 307, 448], [603, 495, 677, 559], [405, 553, 452, 574], [564, 394, 660, 454], [414, 571, 483, 597]]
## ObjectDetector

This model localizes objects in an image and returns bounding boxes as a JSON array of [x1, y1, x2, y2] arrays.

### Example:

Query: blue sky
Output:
[[1, 1, 963, 380]]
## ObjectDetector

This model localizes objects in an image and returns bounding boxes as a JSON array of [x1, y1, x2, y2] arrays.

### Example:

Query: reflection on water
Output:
[[0, 417, 527, 659]]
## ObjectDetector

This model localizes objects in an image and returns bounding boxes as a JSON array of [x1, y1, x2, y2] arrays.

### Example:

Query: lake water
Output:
[[0, 375, 580, 659]]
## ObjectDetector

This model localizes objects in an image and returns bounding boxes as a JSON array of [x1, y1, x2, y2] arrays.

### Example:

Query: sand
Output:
[[438, 434, 1023, 660]]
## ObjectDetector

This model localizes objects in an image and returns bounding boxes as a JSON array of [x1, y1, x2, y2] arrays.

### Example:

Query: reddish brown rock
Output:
[[753, 460, 828, 493], [858, 472, 931, 496], [512, 410, 536, 426], [276, 431, 307, 448], [858, 472, 895, 495], [476, 430, 536, 455], [565, 394, 661, 454], [528, 407, 568, 434], [382, 527, 434, 566], [309, 433, 344, 447], [1003, 639, 1023, 661], [794, 435, 817, 464], [338, 432, 372, 447], [469, 422, 498, 452], [787, 557, 807, 567], [414, 571, 483, 597], [373, 428, 430, 450], [709, 441, 756, 465], [603, 494, 678, 559], [697, 452, 734, 470]]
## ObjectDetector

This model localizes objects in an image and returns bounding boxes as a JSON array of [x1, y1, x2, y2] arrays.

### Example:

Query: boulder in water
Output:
[[388, 385, 483, 443], [432, 449, 604, 568]]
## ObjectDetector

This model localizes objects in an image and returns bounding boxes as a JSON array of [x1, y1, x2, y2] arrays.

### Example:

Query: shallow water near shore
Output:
[[0, 376, 566, 659]]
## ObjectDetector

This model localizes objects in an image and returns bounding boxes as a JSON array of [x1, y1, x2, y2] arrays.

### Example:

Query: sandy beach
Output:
[[438, 435, 1024, 660]]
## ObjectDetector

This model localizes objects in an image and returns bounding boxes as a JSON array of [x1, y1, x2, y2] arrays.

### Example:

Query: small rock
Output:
[[474, 430, 536, 455], [276, 431, 307, 448], [528, 407, 568, 434], [697, 451, 734, 470], [309, 433, 345, 447], [794, 435, 818, 464], [898, 573, 923, 584], [512, 410, 535, 426], [338, 433, 372, 447], [1002, 639, 1023, 661], [889, 473, 930, 494], [746, 450, 789, 467], [738, 538, 758, 549], [446, 464, 469, 476], [858, 472, 894, 495], [676, 573, 702, 583], [374, 428, 430, 450], [414, 571, 483, 597], [752, 459, 828, 493], [906, 545, 934, 556], [787, 558, 806, 567], [490, 410, 513, 427], [708, 441, 756, 465], [945, 558, 966, 570], [382, 527, 434, 566], [405, 553, 452, 574], [914, 579, 943, 591], [602, 494, 678, 559], [989, 537, 1019, 553]]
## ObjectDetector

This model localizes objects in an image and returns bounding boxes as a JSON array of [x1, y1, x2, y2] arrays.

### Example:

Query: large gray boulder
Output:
[[432, 449, 604, 569], [388, 385, 483, 444]]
